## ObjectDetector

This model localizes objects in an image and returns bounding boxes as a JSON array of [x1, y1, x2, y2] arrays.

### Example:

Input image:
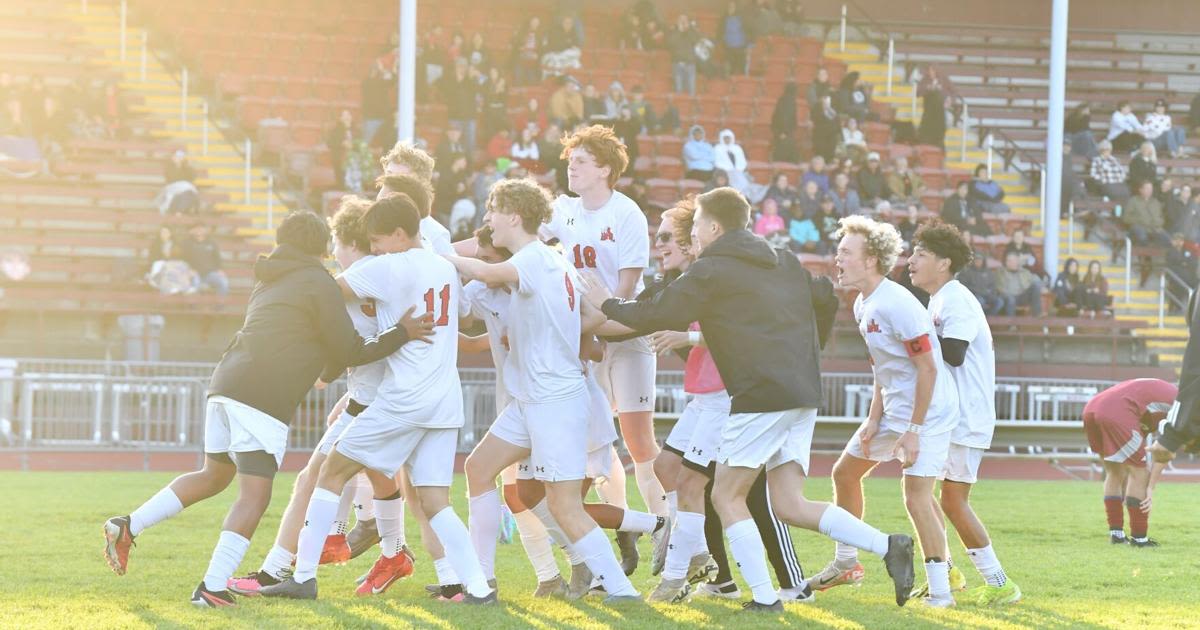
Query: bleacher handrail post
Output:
[[1039, 167, 1046, 226], [986, 133, 993, 179], [140, 30, 147, 82], [910, 77, 918, 120], [1124, 236, 1133, 303], [1067, 201, 1074, 255], [180, 67, 188, 132], [1158, 272, 1166, 329], [840, 5, 847, 52], [119, 0, 127, 62], [202, 102, 208, 156], [267, 174, 275, 231], [960, 102, 968, 163], [243, 138, 252, 204], [81, 0, 87, 15], [886, 37, 894, 95]]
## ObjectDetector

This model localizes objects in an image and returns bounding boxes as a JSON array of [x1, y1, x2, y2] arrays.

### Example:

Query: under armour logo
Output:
[[536, 466, 546, 473], [519, 464, 528, 471], [691, 448, 703, 456], [668, 543, 675, 550], [567, 218, 576, 226], [491, 311, 499, 318], [597, 574, 605, 581], [639, 396, 649, 403]]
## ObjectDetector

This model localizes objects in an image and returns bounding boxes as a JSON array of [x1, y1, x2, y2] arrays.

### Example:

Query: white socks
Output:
[[530, 499, 582, 565], [819, 505, 889, 564], [203, 530, 250, 592], [330, 482, 356, 536], [375, 496, 405, 558], [662, 511, 706, 580], [260, 544, 295, 579], [726, 519, 777, 605], [666, 490, 678, 521], [595, 447, 628, 509], [353, 475, 375, 522], [293, 487, 340, 583], [428, 507, 491, 598], [967, 544, 1007, 587], [512, 507, 560, 582], [633, 459, 669, 517], [433, 557, 459, 585], [926, 560, 951, 599], [468, 489, 502, 580], [618, 509, 659, 534], [573, 527, 638, 596], [129, 487, 183, 536]]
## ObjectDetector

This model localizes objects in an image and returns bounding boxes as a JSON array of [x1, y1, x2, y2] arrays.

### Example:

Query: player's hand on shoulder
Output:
[[579, 271, 613, 308], [400, 306, 436, 343]]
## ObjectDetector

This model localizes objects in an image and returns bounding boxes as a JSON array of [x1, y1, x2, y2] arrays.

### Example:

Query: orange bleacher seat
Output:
[[726, 96, 756, 120], [632, 155, 654, 178], [915, 145, 945, 170], [646, 178, 680, 207], [864, 122, 890, 145], [656, 135, 684, 160], [653, 156, 685, 181]]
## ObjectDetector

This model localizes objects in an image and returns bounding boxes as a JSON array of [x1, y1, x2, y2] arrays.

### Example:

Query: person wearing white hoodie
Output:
[[713, 129, 766, 204]]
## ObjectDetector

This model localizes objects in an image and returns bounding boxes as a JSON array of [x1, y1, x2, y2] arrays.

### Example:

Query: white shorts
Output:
[[941, 444, 984, 484], [585, 371, 619, 452], [333, 407, 459, 487], [316, 408, 356, 456], [843, 426, 953, 478], [717, 408, 816, 473], [586, 446, 612, 479], [596, 337, 657, 413], [671, 392, 730, 473], [490, 392, 589, 482], [204, 396, 289, 468]]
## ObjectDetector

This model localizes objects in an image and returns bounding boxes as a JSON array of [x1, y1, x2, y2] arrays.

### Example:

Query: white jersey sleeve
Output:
[[932, 280, 997, 449], [421, 216, 455, 255], [340, 255, 391, 302], [615, 198, 650, 272]]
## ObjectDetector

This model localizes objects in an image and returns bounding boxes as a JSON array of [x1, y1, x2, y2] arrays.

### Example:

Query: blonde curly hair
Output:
[[487, 178, 554, 233], [662, 195, 697, 251], [328, 195, 373, 252], [379, 141, 435, 184], [835, 215, 903, 276]]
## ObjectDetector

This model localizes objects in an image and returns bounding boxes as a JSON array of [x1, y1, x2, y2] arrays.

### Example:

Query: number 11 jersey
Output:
[[341, 247, 464, 428], [541, 191, 649, 294]]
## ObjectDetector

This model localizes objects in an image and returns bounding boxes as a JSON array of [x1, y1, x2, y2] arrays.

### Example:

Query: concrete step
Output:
[[1119, 313, 1186, 326], [1133, 325, 1189, 337], [1148, 339, 1189, 349]]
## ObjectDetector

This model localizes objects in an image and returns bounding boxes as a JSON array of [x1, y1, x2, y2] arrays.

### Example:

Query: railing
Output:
[[1160, 268, 1194, 329]]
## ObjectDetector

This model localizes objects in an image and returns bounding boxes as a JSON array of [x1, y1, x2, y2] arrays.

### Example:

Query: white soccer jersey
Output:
[[462, 279, 512, 410], [853, 278, 958, 435], [540, 191, 649, 294], [929, 279, 997, 449], [341, 248, 464, 428], [504, 240, 586, 403], [420, 216, 454, 255], [343, 255, 386, 405]]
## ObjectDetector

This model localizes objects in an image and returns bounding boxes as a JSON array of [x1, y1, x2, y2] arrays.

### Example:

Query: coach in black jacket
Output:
[[585, 187, 916, 610], [1151, 290, 1200, 459]]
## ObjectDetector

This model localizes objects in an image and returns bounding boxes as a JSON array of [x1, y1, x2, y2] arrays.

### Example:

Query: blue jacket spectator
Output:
[[683, 124, 715, 181]]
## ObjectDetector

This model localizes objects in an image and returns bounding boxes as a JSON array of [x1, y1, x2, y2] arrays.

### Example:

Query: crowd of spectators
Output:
[[0, 73, 128, 171]]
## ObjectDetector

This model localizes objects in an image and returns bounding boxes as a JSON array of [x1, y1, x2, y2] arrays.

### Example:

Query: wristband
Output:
[[688, 331, 701, 345], [905, 422, 923, 435]]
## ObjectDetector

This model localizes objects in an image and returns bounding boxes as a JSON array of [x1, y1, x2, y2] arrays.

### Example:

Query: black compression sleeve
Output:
[[940, 337, 969, 367]]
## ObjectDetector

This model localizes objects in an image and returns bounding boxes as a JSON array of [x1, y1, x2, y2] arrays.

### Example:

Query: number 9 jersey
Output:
[[340, 247, 464, 429], [541, 191, 650, 294]]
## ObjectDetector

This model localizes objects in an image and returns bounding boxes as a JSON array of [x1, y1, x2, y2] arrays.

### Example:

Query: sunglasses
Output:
[[655, 232, 673, 245]]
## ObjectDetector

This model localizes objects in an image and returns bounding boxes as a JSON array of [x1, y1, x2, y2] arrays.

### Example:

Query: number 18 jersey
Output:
[[541, 191, 649, 294]]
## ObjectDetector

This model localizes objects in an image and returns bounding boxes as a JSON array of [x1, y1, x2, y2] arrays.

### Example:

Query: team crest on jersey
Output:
[[360, 300, 377, 317], [865, 319, 881, 333], [600, 227, 615, 242], [933, 315, 942, 328]]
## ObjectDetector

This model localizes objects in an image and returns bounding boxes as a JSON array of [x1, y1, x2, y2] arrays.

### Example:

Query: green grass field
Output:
[[2, 470, 1198, 629]]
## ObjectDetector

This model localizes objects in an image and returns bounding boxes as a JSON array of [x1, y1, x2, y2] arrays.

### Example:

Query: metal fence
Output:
[[0, 358, 1123, 457]]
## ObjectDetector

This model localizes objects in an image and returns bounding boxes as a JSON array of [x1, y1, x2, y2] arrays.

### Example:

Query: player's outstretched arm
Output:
[[588, 269, 705, 334], [445, 254, 519, 287], [458, 332, 490, 354], [318, 306, 434, 383]]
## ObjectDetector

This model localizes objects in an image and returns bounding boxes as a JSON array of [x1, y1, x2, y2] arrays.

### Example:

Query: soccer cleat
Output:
[[811, 560, 865, 591], [361, 546, 413, 585], [910, 564, 968, 599], [346, 518, 380, 559], [970, 581, 1023, 606], [650, 516, 672, 576], [694, 580, 742, 599], [355, 552, 415, 596], [190, 582, 236, 608], [499, 505, 516, 544], [647, 577, 691, 603], [566, 562, 593, 600], [1130, 538, 1160, 548], [226, 570, 285, 597], [102, 516, 136, 576], [603, 593, 644, 605], [922, 595, 957, 608], [883, 534, 917, 607], [615, 530, 641, 576], [742, 599, 784, 613], [1110, 532, 1129, 545], [463, 589, 499, 605], [778, 583, 815, 603], [319, 534, 351, 565], [533, 575, 567, 598], [258, 576, 317, 600], [431, 584, 464, 601], [686, 554, 717, 585]]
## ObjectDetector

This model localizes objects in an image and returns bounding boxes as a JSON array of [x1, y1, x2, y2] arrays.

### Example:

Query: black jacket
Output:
[[601, 229, 838, 413], [1162, 290, 1200, 452], [208, 244, 410, 424]]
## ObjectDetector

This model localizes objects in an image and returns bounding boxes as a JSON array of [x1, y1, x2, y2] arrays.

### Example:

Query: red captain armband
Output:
[[904, 334, 933, 357]]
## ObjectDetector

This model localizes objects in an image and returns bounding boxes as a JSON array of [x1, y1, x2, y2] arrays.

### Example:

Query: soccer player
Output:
[[1081, 378, 1177, 547], [448, 177, 641, 604], [544, 125, 669, 526], [811, 215, 959, 608], [101, 211, 426, 607], [585, 188, 916, 611], [259, 195, 494, 604], [906, 220, 1022, 606], [378, 173, 453, 255]]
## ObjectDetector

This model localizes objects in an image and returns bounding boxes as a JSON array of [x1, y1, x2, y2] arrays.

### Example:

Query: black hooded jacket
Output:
[[208, 244, 411, 424], [601, 229, 838, 413], [1160, 290, 1200, 452]]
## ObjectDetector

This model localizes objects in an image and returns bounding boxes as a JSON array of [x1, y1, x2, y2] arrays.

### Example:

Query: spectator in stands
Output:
[[31, 93, 69, 153], [856, 152, 890, 207], [511, 16, 543, 86], [1065, 103, 1099, 159], [770, 82, 800, 162], [619, 12, 645, 49], [801, 155, 829, 193], [466, 31, 490, 70], [643, 18, 667, 50], [787, 202, 820, 253], [1167, 231, 1198, 292], [582, 83, 605, 120], [960, 249, 1004, 315], [829, 170, 862, 216], [361, 61, 394, 144], [539, 123, 568, 193], [719, 2, 748, 75], [510, 126, 541, 172], [614, 105, 642, 165], [1061, 141, 1087, 212], [1124, 179, 1170, 247], [515, 97, 548, 134], [1003, 228, 1040, 275], [1167, 184, 1199, 238], [657, 93, 681, 134], [765, 172, 799, 211], [148, 225, 178, 265], [627, 85, 656, 134], [1191, 93, 1200, 133], [969, 164, 1010, 214], [941, 179, 991, 237], [704, 168, 731, 193], [835, 71, 867, 121], [896, 203, 921, 247], [1080, 260, 1111, 318], [1143, 99, 1187, 159], [995, 251, 1044, 317], [713, 128, 747, 175], [796, 179, 822, 218], [1052, 257, 1083, 316], [683, 124, 715, 181], [917, 66, 946, 149], [814, 195, 840, 252], [146, 226, 196, 295], [604, 81, 628, 119], [342, 140, 376, 194], [1108, 101, 1147, 155], [98, 81, 128, 140], [811, 93, 839, 162], [667, 14, 700, 95], [434, 154, 470, 223], [164, 149, 196, 185], [0, 95, 30, 136], [548, 76, 584, 130], [471, 159, 503, 217], [807, 66, 832, 108], [840, 116, 868, 164], [1089, 140, 1131, 201], [69, 106, 106, 140], [754, 196, 787, 238], [543, 16, 582, 77], [886, 156, 926, 206], [485, 128, 512, 161], [325, 109, 355, 189], [482, 69, 510, 140], [435, 124, 468, 174], [441, 57, 479, 152], [778, 0, 806, 35], [1128, 141, 1160, 191], [181, 223, 228, 296]]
